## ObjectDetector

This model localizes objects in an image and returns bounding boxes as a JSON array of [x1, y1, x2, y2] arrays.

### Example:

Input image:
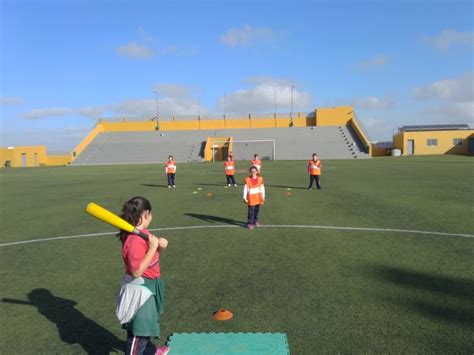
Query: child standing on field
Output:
[[243, 166, 265, 230], [116, 196, 170, 355], [224, 155, 237, 187], [165, 155, 176, 188], [251, 154, 261, 173], [307, 153, 322, 190]]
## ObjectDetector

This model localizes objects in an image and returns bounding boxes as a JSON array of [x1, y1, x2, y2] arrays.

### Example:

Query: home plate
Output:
[[166, 333, 290, 354]]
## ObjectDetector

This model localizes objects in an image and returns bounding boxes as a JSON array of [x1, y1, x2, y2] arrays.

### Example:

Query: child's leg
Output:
[[308, 175, 314, 188], [230, 175, 236, 185], [171, 173, 176, 186], [226, 175, 231, 185], [167, 174, 172, 187], [315, 175, 321, 189], [126, 330, 156, 355], [247, 205, 255, 225], [254, 204, 261, 224]]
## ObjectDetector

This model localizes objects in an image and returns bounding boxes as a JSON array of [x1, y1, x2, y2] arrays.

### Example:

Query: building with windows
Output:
[[392, 124, 474, 156]]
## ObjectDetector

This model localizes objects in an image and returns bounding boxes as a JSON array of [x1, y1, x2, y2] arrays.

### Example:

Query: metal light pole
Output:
[[273, 87, 277, 116], [152, 89, 159, 119], [249, 89, 252, 115], [223, 92, 226, 117], [290, 85, 295, 119]]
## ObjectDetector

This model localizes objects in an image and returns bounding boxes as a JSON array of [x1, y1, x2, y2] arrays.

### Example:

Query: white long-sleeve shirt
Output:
[[243, 183, 265, 200]]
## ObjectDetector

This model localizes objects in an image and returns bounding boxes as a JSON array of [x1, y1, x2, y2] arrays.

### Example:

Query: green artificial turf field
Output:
[[0, 156, 473, 354]]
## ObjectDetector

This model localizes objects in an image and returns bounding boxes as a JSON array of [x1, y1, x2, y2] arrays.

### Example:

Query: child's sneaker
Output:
[[168, 186, 171, 189], [255, 222, 260, 227], [173, 185, 176, 188], [156, 345, 170, 355], [247, 224, 254, 230], [228, 184, 231, 187], [234, 184, 238, 187]]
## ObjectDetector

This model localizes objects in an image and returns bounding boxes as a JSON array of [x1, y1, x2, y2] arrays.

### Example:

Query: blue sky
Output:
[[1, 0, 473, 152]]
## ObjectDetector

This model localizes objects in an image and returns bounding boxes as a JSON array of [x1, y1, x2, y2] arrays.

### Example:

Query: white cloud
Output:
[[111, 97, 201, 117], [423, 29, 474, 50], [24, 108, 74, 119], [414, 73, 474, 123], [217, 78, 313, 114], [243, 76, 293, 87], [111, 84, 202, 117], [413, 72, 473, 102], [352, 96, 394, 110], [1, 96, 25, 105], [153, 83, 192, 98], [117, 42, 154, 59], [24, 106, 104, 120], [221, 24, 281, 48], [355, 55, 389, 72], [424, 102, 474, 120]]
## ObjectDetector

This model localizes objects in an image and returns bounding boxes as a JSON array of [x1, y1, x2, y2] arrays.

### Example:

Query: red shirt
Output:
[[122, 228, 160, 279]]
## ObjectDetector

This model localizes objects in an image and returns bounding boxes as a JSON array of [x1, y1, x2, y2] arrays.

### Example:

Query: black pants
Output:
[[167, 173, 175, 186], [247, 204, 261, 225], [126, 330, 156, 355], [226, 175, 236, 185], [308, 175, 321, 189]]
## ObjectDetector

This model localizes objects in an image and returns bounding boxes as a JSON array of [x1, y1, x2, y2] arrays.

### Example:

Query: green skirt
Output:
[[125, 277, 164, 337]]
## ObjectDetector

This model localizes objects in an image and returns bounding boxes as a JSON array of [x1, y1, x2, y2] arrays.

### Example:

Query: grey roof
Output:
[[399, 124, 470, 132]]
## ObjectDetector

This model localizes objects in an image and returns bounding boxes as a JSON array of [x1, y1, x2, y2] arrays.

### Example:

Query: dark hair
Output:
[[168, 155, 173, 159], [116, 196, 152, 243], [249, 165, 258, 173]]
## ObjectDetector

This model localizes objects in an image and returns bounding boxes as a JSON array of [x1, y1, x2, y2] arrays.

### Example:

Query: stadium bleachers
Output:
[[71, 126, 369, 165]]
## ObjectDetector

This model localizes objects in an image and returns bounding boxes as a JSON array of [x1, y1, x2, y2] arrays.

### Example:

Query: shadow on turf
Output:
[[193, 183, 310, 190], [265, 184, 308, 190], [2, 289, 125, 353], [141, 183, 170, 188], [185, 213, 246, 226], [367, 265, 474, 326], [193, 182, 229, 187]]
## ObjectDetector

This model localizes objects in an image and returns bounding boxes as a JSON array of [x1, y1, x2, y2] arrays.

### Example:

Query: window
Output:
[[427, 139, 438, 147], [453, 138, 463, 146]]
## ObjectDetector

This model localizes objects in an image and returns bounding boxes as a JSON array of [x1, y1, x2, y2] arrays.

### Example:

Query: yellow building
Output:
[[393, 124, 474, 156], [0, 146, 70, 168]]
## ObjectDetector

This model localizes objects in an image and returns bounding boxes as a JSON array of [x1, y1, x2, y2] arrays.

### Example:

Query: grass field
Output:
[[0, 156, 473, 354]]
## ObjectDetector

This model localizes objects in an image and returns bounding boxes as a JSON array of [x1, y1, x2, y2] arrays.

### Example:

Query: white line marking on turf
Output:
[[0, 224, 472, 247]]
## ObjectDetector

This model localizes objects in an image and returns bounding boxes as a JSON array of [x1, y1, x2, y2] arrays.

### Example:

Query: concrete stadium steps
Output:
[[71, 126, 369, 165]]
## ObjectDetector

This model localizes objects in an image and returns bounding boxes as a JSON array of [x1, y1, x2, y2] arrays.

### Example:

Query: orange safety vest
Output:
[[165, 161, 176, 174], [224, 161, 235, 176], [251, 159, 261, 170], [244, 176, 264, 206], [308, 159, 322, 175]]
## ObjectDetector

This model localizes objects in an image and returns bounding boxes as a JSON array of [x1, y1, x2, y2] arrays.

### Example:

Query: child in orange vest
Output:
[[243, 166, 265, 230], [251, 154, 261, 173], [165, 155, 176, 188], [307, 153, 322, 190], [224, 156, 237, 187]]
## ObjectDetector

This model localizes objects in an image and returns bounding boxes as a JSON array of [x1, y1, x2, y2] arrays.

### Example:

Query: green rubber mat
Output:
[[167, 332, 290, 354]]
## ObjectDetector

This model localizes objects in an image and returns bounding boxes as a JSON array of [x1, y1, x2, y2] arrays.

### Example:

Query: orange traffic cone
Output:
[[213, 308, 233, 321]]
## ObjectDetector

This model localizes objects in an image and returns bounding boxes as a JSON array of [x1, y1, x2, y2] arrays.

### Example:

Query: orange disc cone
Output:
[[213, 308, 233, 321]]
